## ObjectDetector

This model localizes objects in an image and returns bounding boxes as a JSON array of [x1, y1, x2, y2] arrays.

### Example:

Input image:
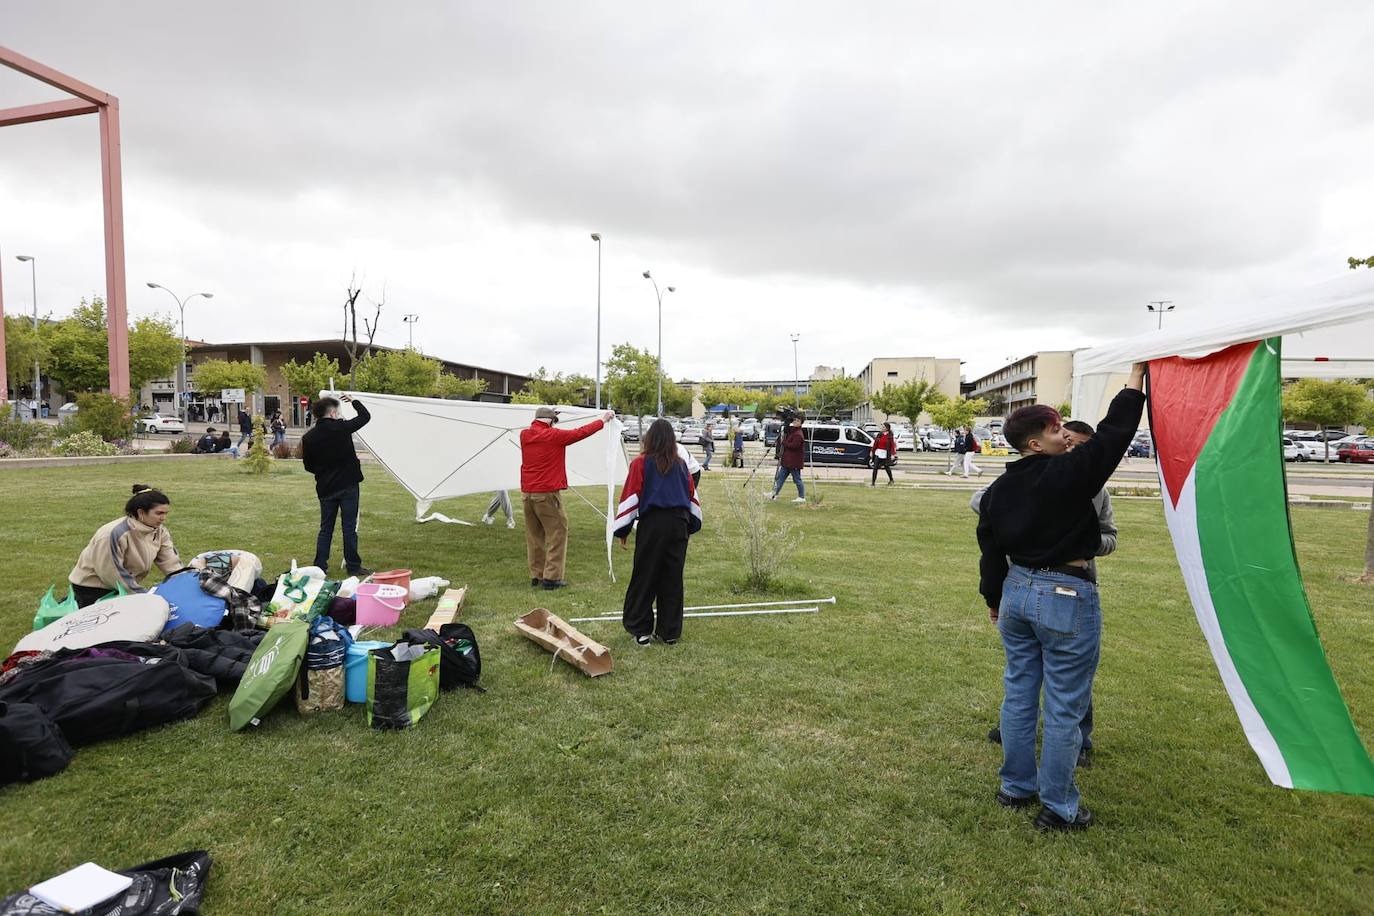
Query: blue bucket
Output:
[[345, 640, 391, 704]]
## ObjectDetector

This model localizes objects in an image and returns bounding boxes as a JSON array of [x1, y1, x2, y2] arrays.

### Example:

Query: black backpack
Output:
[[1, 850, 212, 915], [403, 624, 482, 691], [0, 701, 73, 786], [0, 643, 216, 747]]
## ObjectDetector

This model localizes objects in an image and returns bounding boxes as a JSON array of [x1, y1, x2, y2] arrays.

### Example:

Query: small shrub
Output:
[[242, 416, 273, 475], [168, 436, 197, 454], [73, 393, 136, 442], [0, 415, 56, 452], [719, 481, 803, 591], [0, 440, 17, 459], [271, 442, 295, 459], [51, 430, 120, 457], [292, 440, 306, 460]]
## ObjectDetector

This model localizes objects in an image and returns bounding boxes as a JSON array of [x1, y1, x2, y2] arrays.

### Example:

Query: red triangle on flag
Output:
[[1149, 341, 1260, 507]]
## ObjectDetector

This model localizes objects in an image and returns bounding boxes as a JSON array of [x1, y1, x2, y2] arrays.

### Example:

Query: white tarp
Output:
[[325, 392, 628, 576], [1072, 272, 1374, 422]]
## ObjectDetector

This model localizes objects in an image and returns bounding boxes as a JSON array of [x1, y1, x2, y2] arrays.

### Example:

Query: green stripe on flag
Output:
[[1195, 337, 1374, 794]]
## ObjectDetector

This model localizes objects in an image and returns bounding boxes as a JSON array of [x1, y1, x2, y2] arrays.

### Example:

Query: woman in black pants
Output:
[[613, 419, 703, 646], [871, 422, 896, 486]]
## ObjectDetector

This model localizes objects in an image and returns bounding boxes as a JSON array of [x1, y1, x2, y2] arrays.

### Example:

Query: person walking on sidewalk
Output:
[[871, 422, 896, 486], [270, 410, 287, 448], [614, 419, 703, 646], [770, 417, 806, 502], [301, 395, 373, 578], [520, 406, 614, 590], [698, 424, 716, 470], [236, 407, 253, 451]]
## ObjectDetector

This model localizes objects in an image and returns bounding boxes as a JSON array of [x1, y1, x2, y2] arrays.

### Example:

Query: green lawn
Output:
[[1, 460, 1372, 914]]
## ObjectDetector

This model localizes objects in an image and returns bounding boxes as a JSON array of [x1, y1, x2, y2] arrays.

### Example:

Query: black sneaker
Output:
[[633, 634, 651, 647], [995, 790, 1037, 808], [1077, 748, 1092, 769], [987, 726, 1002, 745], [655, 635, 679, 646], [1034, 805, 1093, 832], [347, 567, 374, 578], [541, 579, 568, 590], [530, 577, 541, 587]]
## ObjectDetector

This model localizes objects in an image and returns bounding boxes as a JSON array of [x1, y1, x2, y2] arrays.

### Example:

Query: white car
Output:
[[1282, 437, 1302, 462], [139, 413, 186, 435], [1289, 439, 1338, 462], [710, 423, 729, 440], [895, 430, 917, 451], [926, 429, 953, 451]]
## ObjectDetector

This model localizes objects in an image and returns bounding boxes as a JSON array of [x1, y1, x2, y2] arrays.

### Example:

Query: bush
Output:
[[292, 440, 306, 460], [0, 441, 17, 459], [241, 416, 273, 475], [73, 393, 135, 442], [271, 442, 295, 459], [0, 415, 56, 453], [719, 481, 803, 591], [50, 430, 120, 457], [168, 436, 197, 454]]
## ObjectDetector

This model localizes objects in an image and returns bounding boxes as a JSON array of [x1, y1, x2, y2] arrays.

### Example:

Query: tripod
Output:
[[742, 440, 779, 489]]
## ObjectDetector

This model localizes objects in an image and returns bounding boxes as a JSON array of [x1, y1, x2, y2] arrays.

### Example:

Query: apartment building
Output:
[[968, 351, 1075, 416], [852, 357, 963, 425]]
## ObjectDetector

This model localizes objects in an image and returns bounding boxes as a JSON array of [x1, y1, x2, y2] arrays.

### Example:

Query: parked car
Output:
[[139, 413, 186, 435], [1337, 441, 1374, 463], [739, 418, 759, 441], [621, 417, 642, 441], [799, 422, 892, 467], [894, 429, 917, 452], [1282, 437, 1302, 462], [1127, 433, 1153, 459], [762, 419, 783, 447], [925, 429, 953, 451], [1289, 439, 1338, 462], [711, 422, 729, 440]]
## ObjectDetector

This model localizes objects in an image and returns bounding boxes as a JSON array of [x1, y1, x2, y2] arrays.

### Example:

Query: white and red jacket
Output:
[[871, 431, 896, 459], [613, 455, 703, 540]]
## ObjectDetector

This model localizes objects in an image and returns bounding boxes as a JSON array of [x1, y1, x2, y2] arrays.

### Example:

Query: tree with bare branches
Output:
[[341, 274, 384, 373]]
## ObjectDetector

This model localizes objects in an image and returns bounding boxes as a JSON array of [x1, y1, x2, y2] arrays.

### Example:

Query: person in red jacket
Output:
[[520, 406, 614, 589], [769, 416, 807, 502], [871, 422, 896, 486]]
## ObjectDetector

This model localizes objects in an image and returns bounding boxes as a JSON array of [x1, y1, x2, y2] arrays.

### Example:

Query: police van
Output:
[[799, 422, 891, 467]]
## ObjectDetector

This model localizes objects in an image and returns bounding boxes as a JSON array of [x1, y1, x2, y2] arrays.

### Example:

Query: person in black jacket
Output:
[[976, 363, 1145, 832], [301, 395, 373, 577]]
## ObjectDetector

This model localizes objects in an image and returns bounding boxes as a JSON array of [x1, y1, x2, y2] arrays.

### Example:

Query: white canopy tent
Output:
[[326, 392, 628, 574], [1072, 272, 1374, 424]]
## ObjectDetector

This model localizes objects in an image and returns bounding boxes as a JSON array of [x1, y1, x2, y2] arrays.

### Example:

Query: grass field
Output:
[[1, 459, 1372, 914]]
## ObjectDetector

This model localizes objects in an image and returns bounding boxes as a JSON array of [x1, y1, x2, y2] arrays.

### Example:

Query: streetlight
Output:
[[1146, 300, 1175, 330], [402, 313, 420, 349], [147, 282, 214, 420], [15, 256, 39, 419], [590, 233, 602, 408], [643, 270, 676, 416], [790, 333, 801, 409]]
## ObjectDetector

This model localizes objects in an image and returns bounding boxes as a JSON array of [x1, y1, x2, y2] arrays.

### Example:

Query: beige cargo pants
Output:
[[522, 491, 569, 581]]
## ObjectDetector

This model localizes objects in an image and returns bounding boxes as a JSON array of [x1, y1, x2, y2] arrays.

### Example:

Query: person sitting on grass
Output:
[[215, 430, 233, 453], [976, 363, 1145, 832], [193, 427, 219, 453], [614, 419, 702, 647], [67, 484, 181, 608]]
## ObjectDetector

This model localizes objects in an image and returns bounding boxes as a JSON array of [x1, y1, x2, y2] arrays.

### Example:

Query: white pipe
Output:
[[570, 606, 822, 623], [680, 597, 835, 613]]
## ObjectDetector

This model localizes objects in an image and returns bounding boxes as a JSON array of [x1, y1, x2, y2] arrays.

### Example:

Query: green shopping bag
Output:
[[32, 580, 128, 630], [366, 641, 440, 729], [228, 619, 309, 731]]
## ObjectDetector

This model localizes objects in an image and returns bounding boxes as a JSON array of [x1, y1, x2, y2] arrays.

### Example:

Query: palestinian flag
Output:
[[1150, 337, 1374, 795]]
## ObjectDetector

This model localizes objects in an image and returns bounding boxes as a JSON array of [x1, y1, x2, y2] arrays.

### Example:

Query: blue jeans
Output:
[[997, 565, 1101, 820], [772, 466, 804, 498], [314, 484, 363, 574]]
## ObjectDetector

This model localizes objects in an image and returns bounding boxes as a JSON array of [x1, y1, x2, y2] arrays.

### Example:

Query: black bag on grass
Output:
[[403, 624, 482, 690], [0, 849, 212, 915], [0, 701, 72, 785], [366, 640, 440, 729]]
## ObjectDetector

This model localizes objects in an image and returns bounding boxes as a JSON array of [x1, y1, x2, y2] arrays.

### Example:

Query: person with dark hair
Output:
[[215, 430, 232, 453], [520, 406, 615, 590], [972, 417, 1119, 762], [270, 410, 287, 448], [614, 418, 702, 646], [871, 422, 896, 486], [236, 407, 253, 451], [976, 364, 1145, 832], [194, 427, 219, 454], [301, 394, 373, 577], [770, 416, 806, 502], [67, 485, 180, 607]]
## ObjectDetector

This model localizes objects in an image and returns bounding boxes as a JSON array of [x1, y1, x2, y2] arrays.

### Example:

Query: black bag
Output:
[[0, 643, 216, 747], [403, 624, 482, 691], [0, 701, 73, 786], [0, 850, 212, 915]]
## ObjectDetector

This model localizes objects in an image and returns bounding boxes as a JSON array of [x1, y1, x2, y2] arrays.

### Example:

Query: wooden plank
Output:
[[424, 586, 466, 630]]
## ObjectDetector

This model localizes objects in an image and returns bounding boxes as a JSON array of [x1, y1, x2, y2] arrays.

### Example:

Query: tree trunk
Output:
[[1364, 476, 1374, 582]]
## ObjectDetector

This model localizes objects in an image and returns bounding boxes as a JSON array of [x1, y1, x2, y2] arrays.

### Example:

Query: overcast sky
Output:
[[3, 1, 1373, 386]]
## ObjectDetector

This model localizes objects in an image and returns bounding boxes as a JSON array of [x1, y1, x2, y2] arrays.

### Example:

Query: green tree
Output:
[[512, 368, 593, 405], [802, 376, 864, 417], [605, 343, 664, 416], [351, 349, 441, 397], [1281, 378, 1374, 462], [4, 314, 49, 396], [663, 382, 694, 417], [699, 384, 752, 418], [434, 373, 487, 400], [1349, 256, 1374, 270], [242, 416, 273, 475], [928, 396, 989, 432], [752, 391, 786, 420], [72, 392, 136, 442], [281, 353, 344, 404], [45, 299, 109, 393], [871, 379, 945, 431], [1056, 400, 1073, 418], [191, 358, 268, 396], [128, 315, 183, 392]]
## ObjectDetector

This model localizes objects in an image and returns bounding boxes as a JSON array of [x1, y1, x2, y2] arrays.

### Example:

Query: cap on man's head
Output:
[[534, 407, 560, 421]]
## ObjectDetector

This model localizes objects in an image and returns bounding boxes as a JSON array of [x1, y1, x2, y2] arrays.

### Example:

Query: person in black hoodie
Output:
[[976, 363, 1145, 832], [301, 395, 373, 577]]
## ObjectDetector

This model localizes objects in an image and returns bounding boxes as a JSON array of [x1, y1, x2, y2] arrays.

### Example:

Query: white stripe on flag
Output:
[[1162, 468, 1293, 788]]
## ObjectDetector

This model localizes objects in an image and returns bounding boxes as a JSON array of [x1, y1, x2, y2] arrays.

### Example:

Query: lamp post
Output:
[[402, 313, 420, 349], [15, 256, 39, 419], [790, 333, 801, 409], [147, 282, 214, 420], [1146, 300, 1175, 330], [590, 233, 602, 408], [642, 270, 676, 416]]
